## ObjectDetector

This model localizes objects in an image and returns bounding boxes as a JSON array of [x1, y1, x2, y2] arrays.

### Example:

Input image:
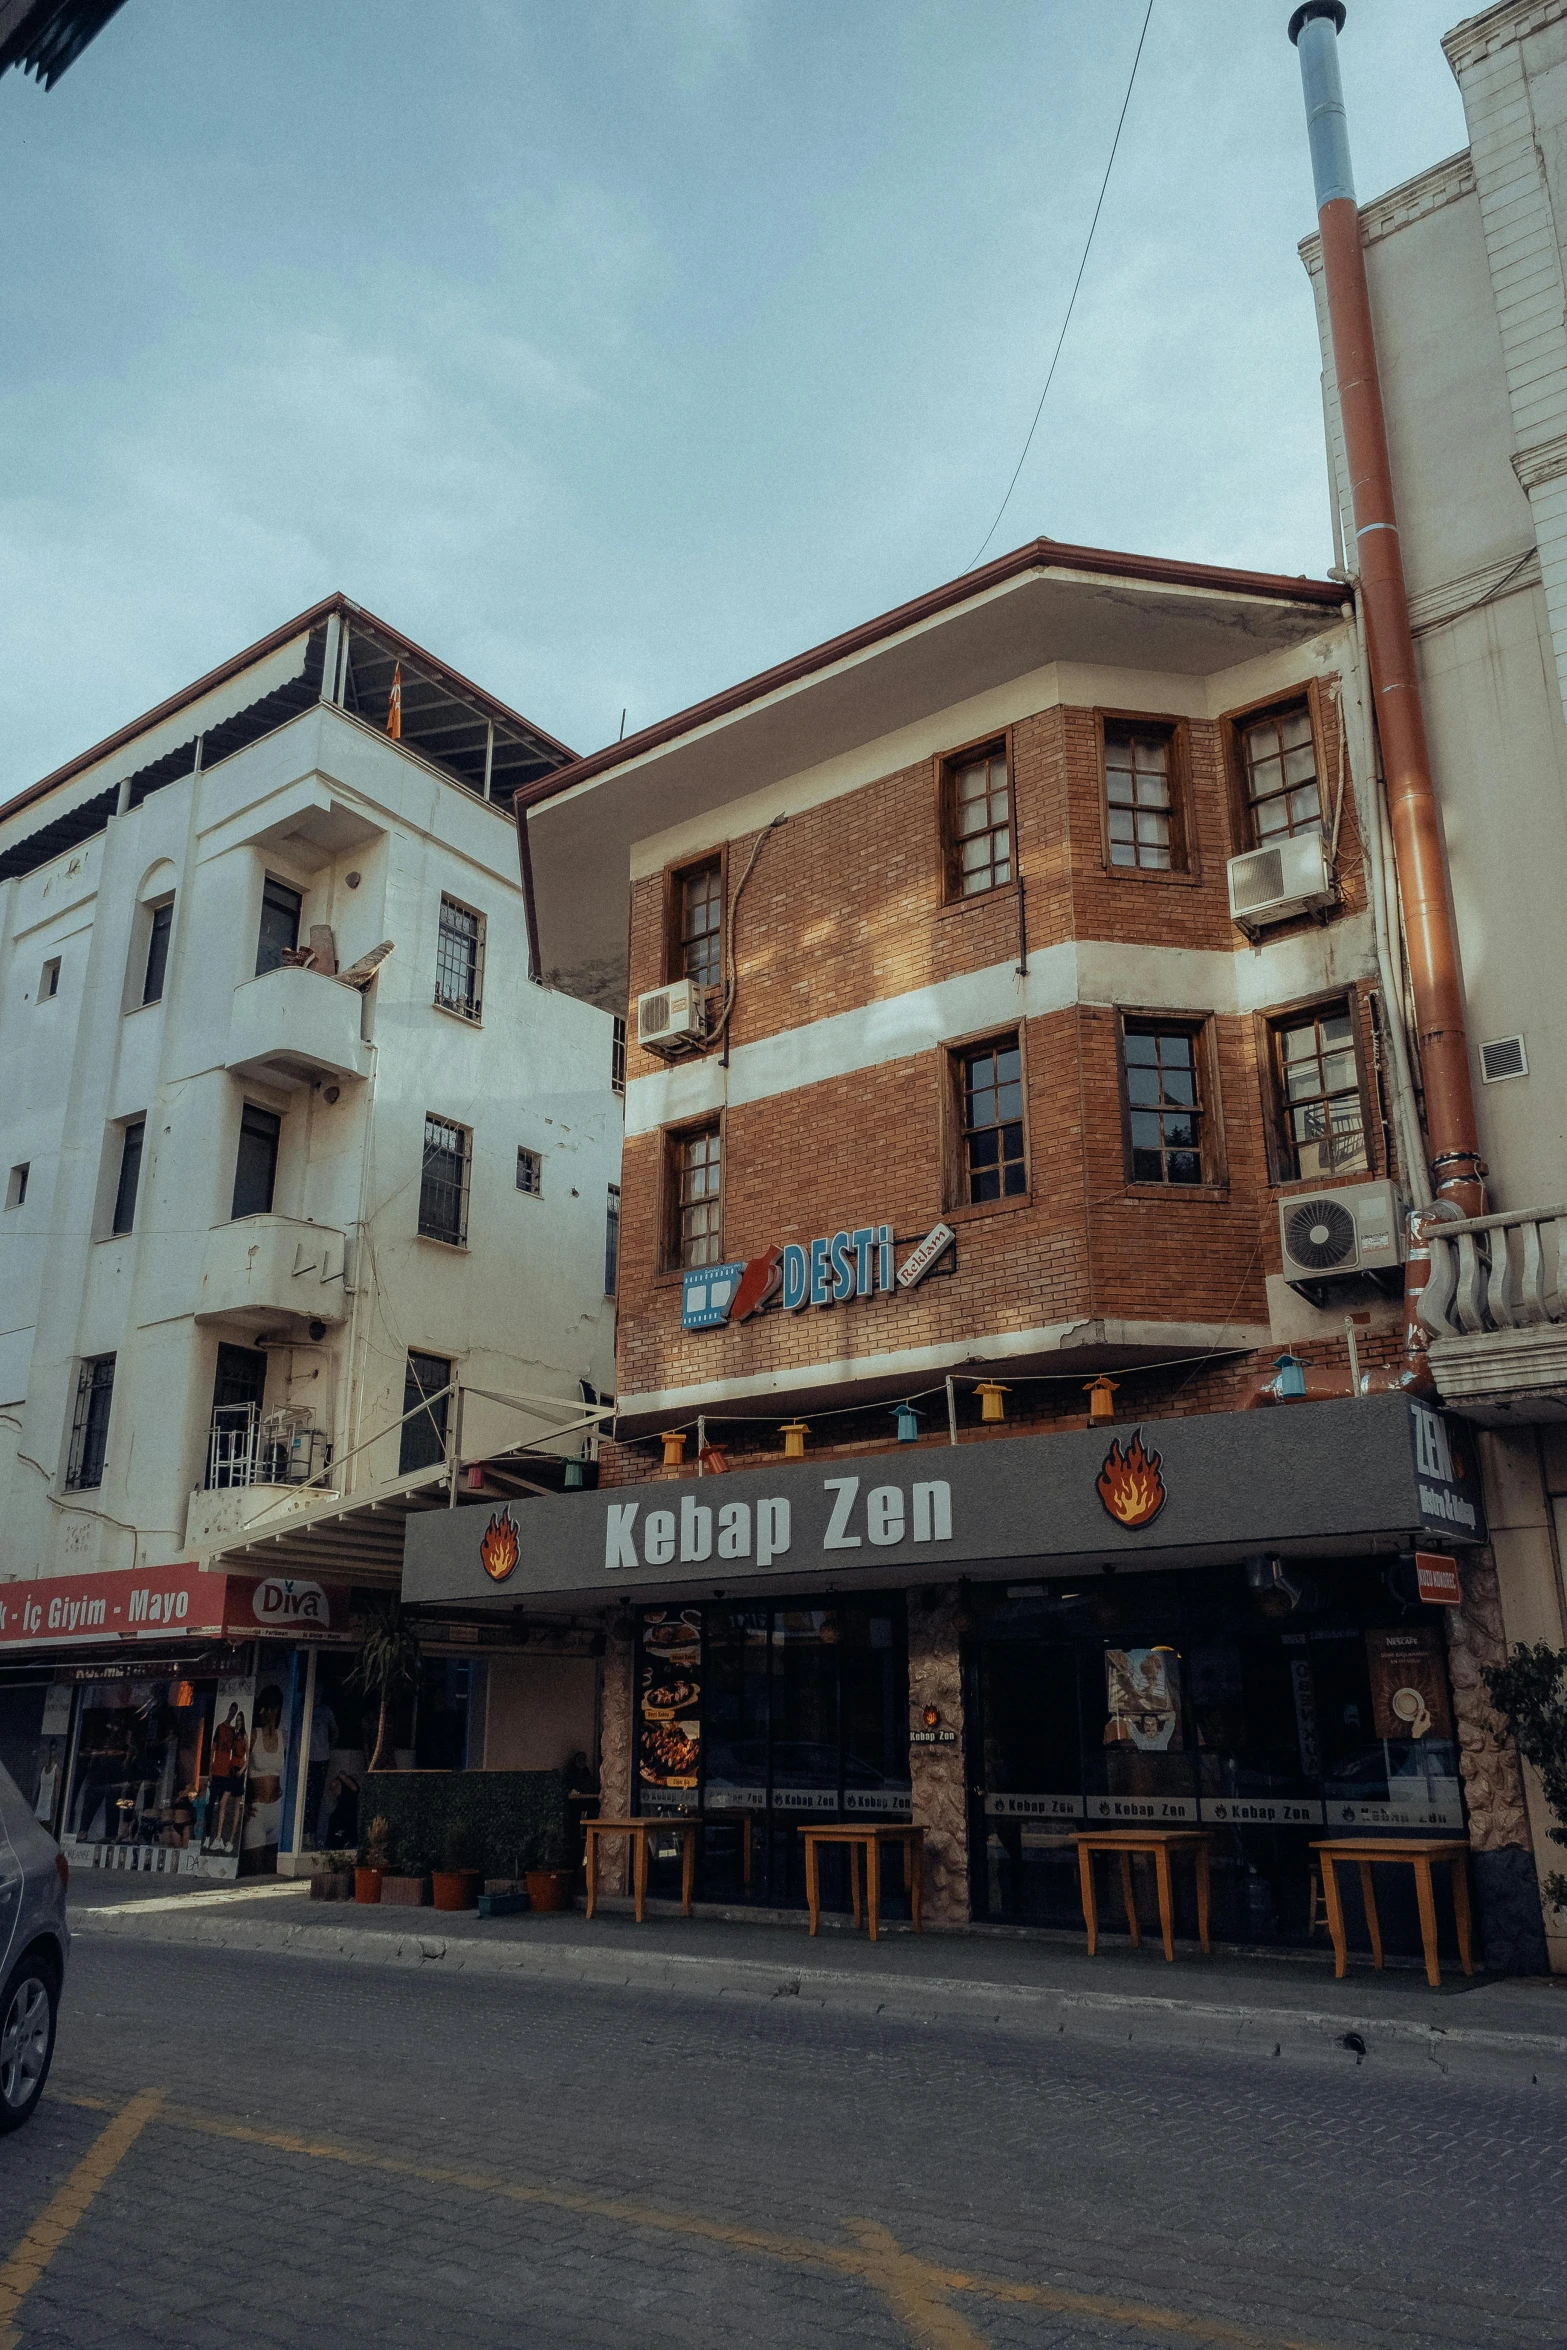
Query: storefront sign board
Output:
[[1085, 1793, 1198, 1824], [0, 1563, 225, 1651], [1415, 1552, 1463, 1606], [985, 1792, 1085, 1820], [1199, 1796, 1325, 1826]]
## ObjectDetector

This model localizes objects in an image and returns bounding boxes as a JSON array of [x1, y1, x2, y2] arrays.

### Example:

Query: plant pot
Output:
[[431, 1868, 482, 1913], [380, 1873, 429, 1907], [312, 1869, 355, 1902], [477, 1890, 530, 1918], [525, 1869, 573, 1913], [355, 1867, 384, 1905]]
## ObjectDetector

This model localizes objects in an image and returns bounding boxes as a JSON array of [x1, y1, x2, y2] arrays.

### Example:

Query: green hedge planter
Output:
[[364, 1768, 570, 1880]]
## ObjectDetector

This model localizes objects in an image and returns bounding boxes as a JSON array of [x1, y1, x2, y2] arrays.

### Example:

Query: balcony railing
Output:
[[206, 1403, 333, 1492], [1418, 1203, 1567, 1423]]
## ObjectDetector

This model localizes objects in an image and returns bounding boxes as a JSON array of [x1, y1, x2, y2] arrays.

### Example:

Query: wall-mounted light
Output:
[[1085, 1375, 1119, 1425], [922, 1704, 941, 1729], [974, 1381, 1009, 1424], [323, 1085, 341, 1104], [779, 1421, 810, 1460], [659, 1430, 687, 1468], [345, 871, 361, 889]]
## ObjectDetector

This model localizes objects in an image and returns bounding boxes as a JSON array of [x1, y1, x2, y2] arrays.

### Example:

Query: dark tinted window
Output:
[[67, 1356, 115, 1490], [605, 1184, 620, 1295], [111, 1121, 144, 1235], [418, 1116, 468, 1246], [142, 901, 173, 1004], [400, 1350, 452, 1475], [255, 878, 303, 976], [232, 1103, 281, 1219]]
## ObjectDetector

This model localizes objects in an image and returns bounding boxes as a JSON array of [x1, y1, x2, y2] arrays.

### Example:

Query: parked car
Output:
[[0, 1758, 70, 2133]]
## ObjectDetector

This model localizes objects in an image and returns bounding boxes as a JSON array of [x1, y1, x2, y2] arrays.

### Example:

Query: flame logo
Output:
[[1095, 1428, 1167, 1530], [478, 1509, 520, 1582]]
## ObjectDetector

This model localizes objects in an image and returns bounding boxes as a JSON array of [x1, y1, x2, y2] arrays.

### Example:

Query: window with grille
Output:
[[611, 1015, 626, 1095], [231, 1103, 281, 1220], [142, 900, 173, 1004], [959, 1037, 1026, 1202], [671, 1124, 722, 1266], [944, 744, 1012, 899], [605, 1183, 621, 1295], [1273, 1005, 1368, 1181], [112, 1120, 145, 1235], [1242, 704, 1321, 844], [516, 1146, 542, 1196], [678, 862, 723, 991], [1105, 725, 1181, 871], [419, 1115, 470, 1246], [66, 1355, 115, 1491], [400, 1349, 452, 1476], [255, 877, 303, 976], [435, 894, 484, 1020], [1124, 1027, 1204, 1184]]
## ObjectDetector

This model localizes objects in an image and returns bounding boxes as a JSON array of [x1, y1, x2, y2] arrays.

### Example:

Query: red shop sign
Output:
[[1415, 1552, 1463, 1607], [0, 1562, 224, 1651]]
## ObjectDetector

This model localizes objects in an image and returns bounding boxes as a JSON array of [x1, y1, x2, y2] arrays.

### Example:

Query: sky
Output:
[[0, 0, 1473, 798]]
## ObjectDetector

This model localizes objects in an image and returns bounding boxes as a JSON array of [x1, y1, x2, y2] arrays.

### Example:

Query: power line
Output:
[[968, 0, 1155, 572]]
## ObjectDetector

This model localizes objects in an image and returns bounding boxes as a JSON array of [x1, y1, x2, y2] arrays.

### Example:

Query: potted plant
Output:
[[431, 1820, 483, 1913], [525, 1819, 575, 1914], [311, 1849, 356, 1902], [356, 1817, 390, 1905], [352, 1599, 421, 1773], [380, 1836, 431, 1907]]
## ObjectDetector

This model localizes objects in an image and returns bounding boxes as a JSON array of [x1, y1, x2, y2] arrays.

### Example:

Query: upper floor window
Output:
[[66, 1355, 115, 1491], [1272, 1003, 1368, 1181], [669, 1123, 722, 1267], [611, 1014, 627, 1095], [677, 860, 723, 992], [605, 1183, 621, 1295], [435, 894, 484, 1021], [516, 1146, 542, 1197], [232, 1103, 281, 1219], [39, 957, 60, 1001], [142, 901, 174, 1004], [1242, 703, 1320, 845], [419, 1114, 470, 1247], [958, 1036, 1026, 1202], [255, 877, 303, 977], [1104, 723, 1184, 872], [1123, 1025, 1205, 1185], [5, 1164, 27, 1210], [943, 743, 1011, 900], [400, 1349, 452, 1475], [112, 1120, 145, 1236]]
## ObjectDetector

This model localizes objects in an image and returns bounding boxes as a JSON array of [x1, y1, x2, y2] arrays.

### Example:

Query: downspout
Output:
[[1289, 3, 1485, 1225]]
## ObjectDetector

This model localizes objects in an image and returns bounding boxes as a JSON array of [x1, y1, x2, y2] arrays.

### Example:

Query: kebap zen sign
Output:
[[682, 1221, 956, 1330]]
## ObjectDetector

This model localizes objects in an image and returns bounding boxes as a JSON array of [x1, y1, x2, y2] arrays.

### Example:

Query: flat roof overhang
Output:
[[517, 538, 1347, 1010]]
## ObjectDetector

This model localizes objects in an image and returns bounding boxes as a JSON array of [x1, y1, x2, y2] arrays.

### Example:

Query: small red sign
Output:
[[1415, 1552, 1463, 1607]]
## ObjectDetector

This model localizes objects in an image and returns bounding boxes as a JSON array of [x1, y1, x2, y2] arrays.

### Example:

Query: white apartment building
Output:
[[0, 600, 622, 1851]]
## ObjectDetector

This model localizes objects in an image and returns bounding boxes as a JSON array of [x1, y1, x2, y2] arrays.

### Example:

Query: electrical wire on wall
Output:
[[968, 0, 1155, 571]]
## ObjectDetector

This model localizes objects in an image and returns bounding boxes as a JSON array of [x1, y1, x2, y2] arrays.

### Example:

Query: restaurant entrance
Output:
[[634, 1597, 912, 1908]]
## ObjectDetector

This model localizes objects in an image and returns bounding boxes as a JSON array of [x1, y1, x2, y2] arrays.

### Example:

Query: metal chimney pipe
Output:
[[1289, 1, 1485, 1217]]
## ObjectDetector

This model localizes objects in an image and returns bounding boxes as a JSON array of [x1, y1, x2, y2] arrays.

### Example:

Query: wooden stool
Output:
[[1073, 1829, 1213, 1963], [798, 1824, 925, 1941], [1310, 1839, 1474, 1988], [583, 1817, 699, 1923]]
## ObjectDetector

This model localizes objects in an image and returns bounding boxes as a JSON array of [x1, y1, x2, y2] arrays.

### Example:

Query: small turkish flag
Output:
[[387, 663, 402, 740]]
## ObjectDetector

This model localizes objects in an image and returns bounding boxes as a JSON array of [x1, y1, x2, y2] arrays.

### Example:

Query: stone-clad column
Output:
[[907, 1586, 970, 1925], [1446, 1549, 1550, 1972], [595, 1616, 635, 1896]]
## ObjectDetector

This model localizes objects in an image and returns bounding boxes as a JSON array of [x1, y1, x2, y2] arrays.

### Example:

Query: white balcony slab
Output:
[[195, 1215, 349, 1332], [186, 1482, 342, 1555], [227, 966, 370, 1091]]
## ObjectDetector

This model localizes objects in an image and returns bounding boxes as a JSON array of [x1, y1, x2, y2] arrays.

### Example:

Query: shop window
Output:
[[434, 893, 484, 1021], [611, 1014, 627, 1095], [255, 876, 303, 976], [672, 857, 723, 991], [5, 1163, 26, 1210], [231, 1102, 281, 1220], [667, 1121, 722, 1268], [515, 1146, 542, 1197], [1271, 1002, 1369, 1181], [953, 1035, 1026, 1204], [942, 741, 1011, 900], [66, 1354, 115, 1490], [1103, 720, 1187, 873], [1240, 701, 1321, 846], [142, 899, 174, 1005], [111, 1119, 145, 1235], [400, 1349, 452, 1475], [1121, 1022, 1215, 1185], [418, 1114, 470, 1247], [605, 1182, 620, 1295], [39, 956, 60, 1001], [62, 1673, 215, 1852]]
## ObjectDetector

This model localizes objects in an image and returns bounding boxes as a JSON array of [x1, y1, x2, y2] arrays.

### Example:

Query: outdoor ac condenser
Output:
[[1278, 1178, 1406, 1295], [635, 978, 709, 1060], [1227, 831, 1335, 934]]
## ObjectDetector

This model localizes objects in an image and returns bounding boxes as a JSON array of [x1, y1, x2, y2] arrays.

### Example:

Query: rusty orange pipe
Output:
[[1291, 3, 1485, 1220]]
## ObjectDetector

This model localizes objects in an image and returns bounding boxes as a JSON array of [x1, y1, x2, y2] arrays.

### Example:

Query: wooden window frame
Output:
[[1258, 986, 1377, 1190], [1219, 678, 1330, 855], [1096, 710, 1197, 882], [660, 1113, 726, 1276], [664, 847, 728, 997], [937, 729, 1017, 909], [940, 1024, 1032, 1219], [1116, 1009, 1227, 1196]]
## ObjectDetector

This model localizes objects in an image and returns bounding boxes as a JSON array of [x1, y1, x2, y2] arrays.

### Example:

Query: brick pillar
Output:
[[907, 1585, 970, 1925], [1446, 1550, 1550, 1973], [596, 1616, 635, 1896]]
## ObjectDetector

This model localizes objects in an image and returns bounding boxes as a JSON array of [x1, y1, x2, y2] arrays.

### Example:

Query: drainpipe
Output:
[[1289, 3, 1485, 1221]]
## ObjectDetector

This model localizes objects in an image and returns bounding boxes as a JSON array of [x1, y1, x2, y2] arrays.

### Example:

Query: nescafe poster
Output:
[[638, 1610, 702, 1796], [1366, 1627, 1452, 1742]]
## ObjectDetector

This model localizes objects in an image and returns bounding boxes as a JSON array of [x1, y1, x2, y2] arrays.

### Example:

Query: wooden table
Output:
[[1074, 1829, 1212, 1963], [799, 1823, 924, 1940], [1311, 1838, 1473, 1988], [582, 1812, 753, 1923]]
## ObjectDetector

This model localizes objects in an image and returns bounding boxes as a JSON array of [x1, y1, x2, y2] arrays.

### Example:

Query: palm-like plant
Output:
[[353, 1598, 421, 1772]]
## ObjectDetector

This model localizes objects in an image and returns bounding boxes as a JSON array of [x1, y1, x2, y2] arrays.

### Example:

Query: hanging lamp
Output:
[[974, 1380, 1010, 1424]]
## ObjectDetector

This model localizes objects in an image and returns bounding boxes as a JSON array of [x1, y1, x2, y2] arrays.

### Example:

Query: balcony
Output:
[[195, 1215, 349, 1333], [227, 965, 371, 1092], [185, 1402, 338, 1554], [1419, 1202, 1567, 1423]]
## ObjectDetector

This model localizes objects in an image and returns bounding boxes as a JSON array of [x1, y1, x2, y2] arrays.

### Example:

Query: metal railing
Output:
[[206, 1404, 334, 1491], [1418, 1203, 1567, 1338]]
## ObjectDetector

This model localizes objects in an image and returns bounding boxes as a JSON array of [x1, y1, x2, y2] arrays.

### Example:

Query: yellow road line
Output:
[[0, 2088, 165, 2350]]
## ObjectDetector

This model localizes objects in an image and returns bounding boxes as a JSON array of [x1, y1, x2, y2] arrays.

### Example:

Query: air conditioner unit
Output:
[[1279, 1178, 1406, 1296], [1227, 831, 1335, 934], [635, 978, 708, 1060]]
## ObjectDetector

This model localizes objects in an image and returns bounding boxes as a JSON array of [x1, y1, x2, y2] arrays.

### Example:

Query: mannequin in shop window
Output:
[[241, 1685, 287, 1866]]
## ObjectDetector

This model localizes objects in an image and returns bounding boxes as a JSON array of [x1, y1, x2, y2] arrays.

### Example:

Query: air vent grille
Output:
[[1284, 1196, 1358, 1272], [637, 991, 671, 1045], [1480, 1034, 1527, 1083], [1229, 847, 1286, 914]]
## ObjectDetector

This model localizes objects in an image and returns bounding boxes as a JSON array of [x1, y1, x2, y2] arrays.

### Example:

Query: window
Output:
[[516, 1146, 542, 1197], [5, 1164, 26, 1210], [142, 901, 173, 1005], [419, 1115, 470, 1246], [1124, 1027, 1204, 1184], [611, 1015, 627, 1095], [400, 1349, 452, 1476], [255, 877, 303, 976], [670, 1123, 722, 1267], [959, 1037, 1026, 1202], [435, 894, 484, 1020], [1241, 703, 1320, 844], [231, 1103, 281, 1219], [605, 1183, 621, 1295], [943, 743, 1012, 899], [677, 860, 723, 991], [1104, 723, 1183, 872], [112, 1121, 145, 1235], [66, 1355, 115, 1491], [39, 958, 60, 1001], [1273, 1004, 1369, 1181]]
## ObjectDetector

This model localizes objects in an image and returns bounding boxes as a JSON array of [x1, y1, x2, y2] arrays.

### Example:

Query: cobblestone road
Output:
[[3, 1938, 1564, 2350]]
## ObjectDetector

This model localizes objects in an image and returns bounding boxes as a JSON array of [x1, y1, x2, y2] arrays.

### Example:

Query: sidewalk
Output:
[[69, 1873, 1567, 2086]]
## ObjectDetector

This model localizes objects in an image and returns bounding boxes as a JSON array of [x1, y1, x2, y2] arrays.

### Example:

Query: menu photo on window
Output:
[[1103, 1646, 1185, 1752], [639, 1610, 701, 1803]]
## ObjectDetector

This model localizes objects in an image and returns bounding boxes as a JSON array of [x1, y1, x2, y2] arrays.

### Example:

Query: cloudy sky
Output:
[[0, 1, 1470, 796]]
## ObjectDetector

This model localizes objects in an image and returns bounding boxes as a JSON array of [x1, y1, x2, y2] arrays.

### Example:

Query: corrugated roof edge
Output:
[[512, 534, 1347, 819], [0, 592, 578, 832]]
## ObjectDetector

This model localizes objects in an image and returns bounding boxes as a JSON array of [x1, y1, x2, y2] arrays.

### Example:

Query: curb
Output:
[[71, 1905, 1567, 2086]]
